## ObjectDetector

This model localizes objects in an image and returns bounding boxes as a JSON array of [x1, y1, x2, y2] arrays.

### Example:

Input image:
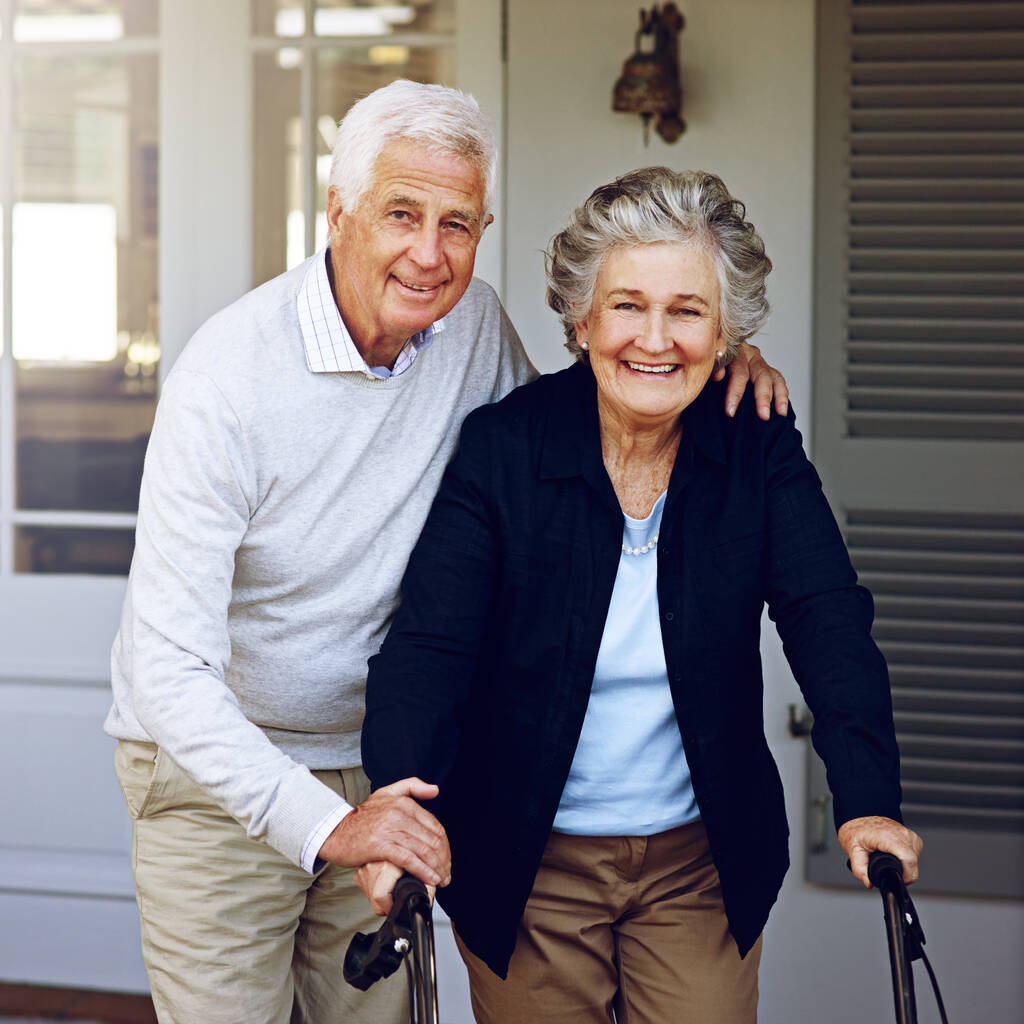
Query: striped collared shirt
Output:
[[297, 247, 441, 378]]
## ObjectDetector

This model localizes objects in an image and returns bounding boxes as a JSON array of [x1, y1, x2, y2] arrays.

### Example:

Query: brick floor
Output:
[[0, 984, 156, 1024]]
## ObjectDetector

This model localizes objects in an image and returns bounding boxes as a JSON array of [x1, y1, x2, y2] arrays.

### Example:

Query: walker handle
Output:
[[867, 850, 905, 893], [343, 873, 431, 991]]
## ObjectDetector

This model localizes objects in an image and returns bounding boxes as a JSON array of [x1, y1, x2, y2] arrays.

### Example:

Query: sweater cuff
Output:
[[301, 803, 354, 873], [264, 765, 356, 867]]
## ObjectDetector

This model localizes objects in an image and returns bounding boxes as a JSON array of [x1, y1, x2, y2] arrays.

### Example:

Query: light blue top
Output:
[[553, 490, 700, 836]]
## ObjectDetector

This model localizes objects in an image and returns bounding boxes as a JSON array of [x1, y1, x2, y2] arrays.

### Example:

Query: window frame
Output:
[[0, 0, 254, 682], [0, 0, 504, 680], [248, 0, 505, 293], [0, 0, 503, 999], [0, 1, 162, 680]]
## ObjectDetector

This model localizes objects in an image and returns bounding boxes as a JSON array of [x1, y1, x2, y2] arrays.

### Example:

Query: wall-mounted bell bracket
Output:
[[612, 4, 686, 145]]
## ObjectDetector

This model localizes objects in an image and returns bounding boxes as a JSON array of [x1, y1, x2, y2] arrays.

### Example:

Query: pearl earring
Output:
[[580, 341, 589, 350], [715, 350, 723, 359]]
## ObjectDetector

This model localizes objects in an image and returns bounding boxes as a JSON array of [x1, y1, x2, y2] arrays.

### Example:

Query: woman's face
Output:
[[576, 242, 724, 434]]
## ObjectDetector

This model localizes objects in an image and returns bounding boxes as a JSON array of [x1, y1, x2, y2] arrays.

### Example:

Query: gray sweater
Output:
[[105, 256, 536, 867]]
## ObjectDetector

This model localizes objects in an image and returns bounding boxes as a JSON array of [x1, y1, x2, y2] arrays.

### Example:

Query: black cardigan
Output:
[[363, 362, 902, 978]]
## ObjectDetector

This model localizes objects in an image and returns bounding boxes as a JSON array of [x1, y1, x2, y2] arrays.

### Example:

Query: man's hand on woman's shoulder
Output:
[[716, 341, 790, 420]]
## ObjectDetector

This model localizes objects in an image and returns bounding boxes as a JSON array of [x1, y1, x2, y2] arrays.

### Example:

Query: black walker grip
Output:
[[343, 874, 432, 991], [860, 850, 949, 1024], [867, 850, 905, 893], [391, 873, 432, 917]]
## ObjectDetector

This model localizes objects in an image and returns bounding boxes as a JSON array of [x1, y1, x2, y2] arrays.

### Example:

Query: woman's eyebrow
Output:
[[605, 287, 710, 304]]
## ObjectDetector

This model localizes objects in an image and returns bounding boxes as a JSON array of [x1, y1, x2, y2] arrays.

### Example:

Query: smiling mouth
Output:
[[626, 361, 679, 374], [395, 276, 443, 293]]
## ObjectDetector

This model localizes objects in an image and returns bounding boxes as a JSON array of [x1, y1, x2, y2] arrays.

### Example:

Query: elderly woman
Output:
[[361, 167, 922, 1023]]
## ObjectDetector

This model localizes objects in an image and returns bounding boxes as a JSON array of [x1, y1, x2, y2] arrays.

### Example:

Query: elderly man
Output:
[[105, 80, 786, 1024]]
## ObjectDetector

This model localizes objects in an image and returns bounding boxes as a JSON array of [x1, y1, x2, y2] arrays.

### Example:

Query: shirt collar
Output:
[[297, 247, 444, 377]]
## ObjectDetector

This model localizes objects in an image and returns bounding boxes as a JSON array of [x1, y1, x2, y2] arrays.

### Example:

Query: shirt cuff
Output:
[[300, 802, 354, 874]]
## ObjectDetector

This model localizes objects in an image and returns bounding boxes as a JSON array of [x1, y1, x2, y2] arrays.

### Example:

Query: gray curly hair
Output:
[[545, 167, 771, 361]]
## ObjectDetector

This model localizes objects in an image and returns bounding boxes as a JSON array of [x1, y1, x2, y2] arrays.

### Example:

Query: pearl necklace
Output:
[[622, 533, 659, 556]]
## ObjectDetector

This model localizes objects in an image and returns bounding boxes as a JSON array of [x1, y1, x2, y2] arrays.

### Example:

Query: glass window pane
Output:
[[314, 1, 454, 37], [313, 45, 457, 242], [13, 0, 157, 41], [253, 49, 304, 287], [253, 36, 455, 286], [252, 0, 304, 37], [15, 525, 135, 575], [13, 53, 159, 516], [252, 1, 454, 38], [14, 203, 117, 361]]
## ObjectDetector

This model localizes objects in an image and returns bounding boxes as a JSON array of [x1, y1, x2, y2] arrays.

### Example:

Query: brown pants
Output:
[[456, 821, 761, 1024]]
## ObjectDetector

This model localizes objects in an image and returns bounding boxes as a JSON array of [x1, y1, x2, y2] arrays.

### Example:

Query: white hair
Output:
[[329, 79, 497, 217]]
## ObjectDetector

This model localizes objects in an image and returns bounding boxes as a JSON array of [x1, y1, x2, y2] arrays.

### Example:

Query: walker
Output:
[[344, 872, 439, 1024], [867, 851, 949, 1024]]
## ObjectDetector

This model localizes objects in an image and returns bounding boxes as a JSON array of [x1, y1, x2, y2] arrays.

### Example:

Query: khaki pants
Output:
[[456, 820, 761, 1024], [115, 740, 408, 1024]]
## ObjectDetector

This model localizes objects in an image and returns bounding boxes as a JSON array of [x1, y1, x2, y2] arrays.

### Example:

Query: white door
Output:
[[0, 0, 503, 998]]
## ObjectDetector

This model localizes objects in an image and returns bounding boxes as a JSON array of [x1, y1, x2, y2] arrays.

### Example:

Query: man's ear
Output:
[[326, 185, 345, 238], [482, 213, 495, 232]]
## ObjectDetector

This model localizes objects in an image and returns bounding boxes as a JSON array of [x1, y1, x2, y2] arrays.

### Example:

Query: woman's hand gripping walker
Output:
[[344, 872, 439, 1024], [865, 851, 949, 1024]]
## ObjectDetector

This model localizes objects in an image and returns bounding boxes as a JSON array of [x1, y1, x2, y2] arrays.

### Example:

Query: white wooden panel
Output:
[[0, 681, 144, 990], [0, 576, 127, 680], [0, 683, 132, 897], [0, 891, 147, 992]]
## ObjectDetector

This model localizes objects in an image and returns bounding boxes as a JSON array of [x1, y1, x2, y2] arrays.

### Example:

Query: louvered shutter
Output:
[[809, 0, 1024, 896]]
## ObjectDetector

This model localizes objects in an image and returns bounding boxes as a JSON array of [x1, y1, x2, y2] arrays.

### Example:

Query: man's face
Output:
[[327, 139, 490, 366]]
